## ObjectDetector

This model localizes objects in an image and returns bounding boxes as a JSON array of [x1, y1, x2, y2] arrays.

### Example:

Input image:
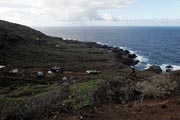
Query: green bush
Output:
[[64, 80, 98, 111], [93, 77, 136, 104]]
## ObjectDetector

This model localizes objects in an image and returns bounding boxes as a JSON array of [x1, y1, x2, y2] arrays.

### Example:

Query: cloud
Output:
[[0, 0, 135, 25], [37, 0, 135, 21], [2, 0, 180, 26], [101, 13, 125, 21]]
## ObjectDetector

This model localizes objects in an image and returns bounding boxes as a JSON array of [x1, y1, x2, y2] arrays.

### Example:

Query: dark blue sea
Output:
[[37, 26, 180, 71]]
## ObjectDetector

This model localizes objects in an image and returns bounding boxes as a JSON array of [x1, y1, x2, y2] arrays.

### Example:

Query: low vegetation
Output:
[[136, 74, 178, 98], [93, 72, 180, 105], [93, 77, 136, 104], [0, 87, 69, 120], [63, 80, 99, 111], [1, 20, 180, 120]]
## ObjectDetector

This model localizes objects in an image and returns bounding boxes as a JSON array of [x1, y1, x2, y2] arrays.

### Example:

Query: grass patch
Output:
[[0, 84, 60, 106], [63, 80, 100, 111], [0, 85, 69, 120]]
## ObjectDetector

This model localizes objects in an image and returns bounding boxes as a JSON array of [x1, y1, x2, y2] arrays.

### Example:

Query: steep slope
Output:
[[0, 20, 115, 69], [0, 20, 49, 42], [0, 20, 52, 65], [0, 20, 138, 68]]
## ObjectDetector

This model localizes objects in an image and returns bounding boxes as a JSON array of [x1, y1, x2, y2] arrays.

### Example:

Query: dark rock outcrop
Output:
[[166, 65, 173, 69], [128, 54, 137, 59], [166, 69, 172, 73], [112, 47, 139, 66], [165, 65, 173, 72], [146, 65, 162, 74]]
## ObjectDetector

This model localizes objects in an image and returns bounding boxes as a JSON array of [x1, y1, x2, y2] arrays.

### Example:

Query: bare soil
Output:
[[55, 96, 180, 120]]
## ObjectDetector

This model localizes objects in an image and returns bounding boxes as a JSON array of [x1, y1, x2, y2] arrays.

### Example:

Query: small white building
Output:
[[62, 76, 68, 81], [37, 71, 45, 78], [48, 71, 53, 74], [0, 65, 5, 69], [12, 69, 18, 73], [86, 70, 101, 74]]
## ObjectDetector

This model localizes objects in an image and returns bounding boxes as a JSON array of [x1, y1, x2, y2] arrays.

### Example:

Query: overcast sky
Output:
[[0, 0, 180, 26]]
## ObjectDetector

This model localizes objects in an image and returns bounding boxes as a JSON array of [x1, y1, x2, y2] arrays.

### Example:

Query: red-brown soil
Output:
[[54, 96, 180, 120]]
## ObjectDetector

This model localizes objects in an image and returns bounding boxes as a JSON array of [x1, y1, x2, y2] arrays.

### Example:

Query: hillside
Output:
[[0, 20, 180, 120], [0, 20, 139, 68], [0, 20, 139, 120], [0, 20, 50, 65]]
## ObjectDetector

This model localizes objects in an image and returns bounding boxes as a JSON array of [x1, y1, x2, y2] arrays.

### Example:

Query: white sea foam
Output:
[[160, 64, 180, 71], [128, 49, 149, 65], [144, 63, 152, 70], [136, 54, 149, 63], [133, 54, 149, 70], [116, 46, 150, 70], [96, 42, 105, 45], [119, 46, 128, 50], [124, 48, 149, 63]]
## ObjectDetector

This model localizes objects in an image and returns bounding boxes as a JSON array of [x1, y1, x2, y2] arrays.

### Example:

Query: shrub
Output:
[[65, 80, 98, 111], [93, 73, 179, 105], [0, 88, 69, 120], [169, 70, 180, 92], [93, 77, 136, 104], [136, 74, 178, 98]]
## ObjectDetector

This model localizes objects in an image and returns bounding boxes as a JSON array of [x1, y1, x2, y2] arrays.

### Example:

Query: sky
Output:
[[0, 0, 180, 26]]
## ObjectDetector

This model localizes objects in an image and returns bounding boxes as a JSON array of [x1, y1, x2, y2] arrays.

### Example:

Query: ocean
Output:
[[37, 26, 180, 71]]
